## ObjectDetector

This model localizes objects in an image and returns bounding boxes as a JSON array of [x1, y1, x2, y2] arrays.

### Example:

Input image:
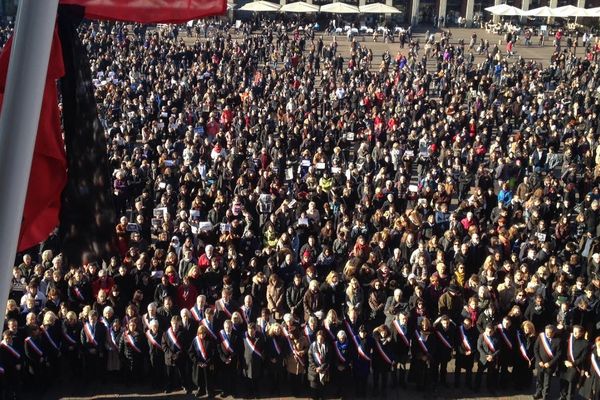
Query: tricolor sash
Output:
[[146, 331, 162, 351], [125, 333, 142, 353], [25, 337, 43, 357], [1, 341, 20, 359], [592, 353, 600, 378], [375, 339, 394, 365], [83, 323, 98, 346], [497, 324, 513, 350], [191, 306, 203, 322], [483, 334, 496, 353], [142, 314, 155, 330], [240, 306, 251, 324], [540, 333, 553, 359], [323, 321, 336, 341], [218, 299, 232, 318], [219, 330, 234, 354], [167, 328, 181, 350], [392, 320, 410, 347], [193, 337, 208, 361], [100, 317, 110, 330], [272, 337, 282, 356], [201, 319, 218, 340], [334, 342, 347, 363], [516, 331, 530, 363], [108, 330, 118, 350], [41, 326, 59, 351], [304, 325, 314, 342], [245, 336, 263, 359], [63, 330, 77, 345], [435, 329, 453, 350], [73, 286, 85, 301], [284, 334, 305, 367], [459, 325, 471, 352], [313, 346, 324, 366], [415, 330, 430, 355], [567, 334, 575, 363]]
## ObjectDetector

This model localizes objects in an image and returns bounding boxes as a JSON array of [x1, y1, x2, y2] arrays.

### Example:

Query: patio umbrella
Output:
[[320, 2, 360, 14], [239, 1, 281, 12], [552, 5, 590, 17], [587, 7, 600, 17], [280, 1, 320, 13], [484, 4, 523, 16], [523, 6, 555, 17], [359, 3, 401, 14]]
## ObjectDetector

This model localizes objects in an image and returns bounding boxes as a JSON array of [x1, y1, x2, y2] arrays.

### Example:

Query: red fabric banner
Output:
[[0, 29, 67, 252], [59, 0, 226, 23]]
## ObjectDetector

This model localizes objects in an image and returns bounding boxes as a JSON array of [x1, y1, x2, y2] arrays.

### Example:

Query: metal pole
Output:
[[0, 0, 59, 329]]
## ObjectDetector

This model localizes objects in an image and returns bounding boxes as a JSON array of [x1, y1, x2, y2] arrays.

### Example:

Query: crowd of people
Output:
[[2, 13, 600, 400]]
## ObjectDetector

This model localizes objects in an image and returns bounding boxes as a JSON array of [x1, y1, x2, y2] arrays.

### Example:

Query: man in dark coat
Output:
[[188, 325, 215, 398], [559, 325, 588, 400], [161, 315, 186, 393], [79, 310, 107, 381], [308, 329, 331, 400], [241, 322, 264, 397], [475, 323, 500, 393], [534, 324, 563, 400]]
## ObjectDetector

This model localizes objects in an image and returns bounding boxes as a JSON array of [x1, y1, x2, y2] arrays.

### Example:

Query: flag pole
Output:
[[0, 0, 60, 329]]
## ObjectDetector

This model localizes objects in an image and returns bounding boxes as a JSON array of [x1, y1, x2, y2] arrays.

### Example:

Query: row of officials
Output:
[[1, 304, 600, 399]]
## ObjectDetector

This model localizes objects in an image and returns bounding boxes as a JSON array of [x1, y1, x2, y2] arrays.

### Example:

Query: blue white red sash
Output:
[[592, 353, 600, 378], [146, 331, 162, 351], [193, 337, 208, 361], [313, 345, 324, 366], [191, 306, 203, 322], [415, 330, 430, 355], [1, 341, 20, 359], [435, 329, 452, 350], [323, 320, 336, 341], [142, 314, 154, 330], [25, 337, 43, 357], [375, 339, 394, 365], [483, 334, 496, 353], [100, 317, 110, 330], [392, 320, 410, 346], [63, 330, 77, 345], [109, 330, 118, 350], [240, 306, 251, 324], [304, 325, 314, 342], [334, 342, 347, 363], [272, 337, 282, 356], [219, 330, 234, 354], [497, 324, 513, 350], [459, 325, 471, 352], [167, 328, 181, 350], [201, 319, 218, 340], [73, 286, 85, 301], [83, 323, 97, 346], [125, 333, 142, 353], [245, 335, 263, 359], [41, 326, 59, 351], [516, 331, 530, 363], [540, 333, 553, 358], [284, 334, 305, 367], [568, 334, 575, 363], [218, 299, 232, 318]]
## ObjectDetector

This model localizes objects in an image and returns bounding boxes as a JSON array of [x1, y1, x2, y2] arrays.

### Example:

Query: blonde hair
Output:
[[522, 320, 536, 337], [43, 311, 57, 326]]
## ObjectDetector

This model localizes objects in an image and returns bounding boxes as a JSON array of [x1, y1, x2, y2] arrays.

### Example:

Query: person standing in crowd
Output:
[[412, 317, 436, 392], [454, 316, 478, 389], [513, 320, 536, 390], [534, 324, 562, 400], [308, 330, 330, 400], [120, 317, 147, 382], [390, 312, 410, 388], [371, 324, 395, 396], [559, 325, 588, 400], [162, 315, 186, 393], [241, 322, 264, 397], [80, 310, 106, 382], [475, 323, 500, 393], [188, 325, 215, 399], [582, 336, 600, 399], [146, 319, 165, 389]]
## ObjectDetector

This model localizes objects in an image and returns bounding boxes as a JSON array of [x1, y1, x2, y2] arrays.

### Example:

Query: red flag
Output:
[[0, 29, 67, 251], [59, 0, 226, 23]]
